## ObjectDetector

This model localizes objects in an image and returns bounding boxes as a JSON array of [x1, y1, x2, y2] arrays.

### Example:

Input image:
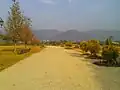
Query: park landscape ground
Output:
[[0, 46, 120, 90], [0, 0, 120, 90]]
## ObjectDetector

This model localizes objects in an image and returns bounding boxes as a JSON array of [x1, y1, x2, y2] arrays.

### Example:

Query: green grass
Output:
[[0, 45, 35, 71]]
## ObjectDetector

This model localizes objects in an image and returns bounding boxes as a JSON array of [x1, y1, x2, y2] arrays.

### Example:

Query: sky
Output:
[[0, 0, 119, 31]]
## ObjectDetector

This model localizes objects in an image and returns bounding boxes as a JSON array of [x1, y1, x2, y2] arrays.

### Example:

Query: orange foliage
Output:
[[20, 25, 33, 44], [31, 36, 40, 45], [30, 46, 41, 53]]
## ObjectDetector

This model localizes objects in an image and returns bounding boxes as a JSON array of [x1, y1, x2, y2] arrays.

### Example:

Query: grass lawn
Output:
[[0, 45, 42, 71]]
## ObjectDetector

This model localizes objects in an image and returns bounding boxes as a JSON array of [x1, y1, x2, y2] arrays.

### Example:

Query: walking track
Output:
[[0, 46, 102, 90]]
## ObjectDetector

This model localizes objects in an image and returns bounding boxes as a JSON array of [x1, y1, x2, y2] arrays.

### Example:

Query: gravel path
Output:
[[0, 46, 102, 90]]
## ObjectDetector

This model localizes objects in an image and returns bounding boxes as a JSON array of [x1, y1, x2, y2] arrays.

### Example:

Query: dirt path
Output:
[[0, 46, 102, 90]]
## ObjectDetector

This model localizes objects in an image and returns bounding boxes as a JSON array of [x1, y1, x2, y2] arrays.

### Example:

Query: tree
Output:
[[80, 41, 88, 53], [24, 16, 32, 27], [87, 40, 101, 56], [20, 25, 33, 48], [4, 0, 25, 52], [31, 36, 40, 45]]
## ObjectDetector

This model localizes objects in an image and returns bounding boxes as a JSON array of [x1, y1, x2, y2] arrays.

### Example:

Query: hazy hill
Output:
[[31, 30, 120, 41], [50, 30, 93, 41], [1, 29, 120, 41], [32, 29, 61, 40]]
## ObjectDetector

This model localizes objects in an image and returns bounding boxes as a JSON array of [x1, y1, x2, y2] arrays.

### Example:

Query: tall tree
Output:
[[20, 25, 33, 48], [5, 0, 25, 52], [31, 36, 40, 45]]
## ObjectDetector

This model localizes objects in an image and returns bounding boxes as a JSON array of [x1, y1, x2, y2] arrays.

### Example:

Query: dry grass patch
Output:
[[0, 45, 43, 71], [0, 50, 30, 71]]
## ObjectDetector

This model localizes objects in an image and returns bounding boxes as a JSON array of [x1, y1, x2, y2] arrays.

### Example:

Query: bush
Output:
[[80, 41, 88, 53], [74, 44, 79, 48], [17, 48, 31, 54], [60, 44, 64, 47], [40, 44, 45, 48], [65, 42, 72, 47], [65, 47, 72, 49], [102, 45, 119, 65], [88, 40, 101, 56], [30, 46, 41, 53]]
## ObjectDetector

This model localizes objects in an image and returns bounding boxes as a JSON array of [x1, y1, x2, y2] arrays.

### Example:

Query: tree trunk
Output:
[[25, 42, 27, 48], [14, 43, 16, 53]]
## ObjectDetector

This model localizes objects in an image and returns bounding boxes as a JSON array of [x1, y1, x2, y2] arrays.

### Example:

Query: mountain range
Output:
[[33, 29, 120, 41], [1, 29, 120, 41]]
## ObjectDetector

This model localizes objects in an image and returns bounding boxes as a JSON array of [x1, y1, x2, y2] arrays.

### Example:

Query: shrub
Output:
[[31, 37, 40, 45], [17, 48, 31, 54], [40, 44, 45, 48], [65, 47, 72, 49], [88, 40, 101, 56], [74, 44, 79, 48], [80, 41, 88, 53], [102, 45, 119, 65], [65, 41, 72, 47], [30, 46, 41, 53], [60, 44, 64, 47]]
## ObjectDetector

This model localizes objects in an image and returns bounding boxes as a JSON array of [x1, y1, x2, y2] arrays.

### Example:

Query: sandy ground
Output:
[[0, 46, 102, 90]]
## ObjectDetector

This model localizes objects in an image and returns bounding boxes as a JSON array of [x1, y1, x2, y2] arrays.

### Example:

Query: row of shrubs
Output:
[[62, 40, 120, 66], [102, 45, 119, 65]]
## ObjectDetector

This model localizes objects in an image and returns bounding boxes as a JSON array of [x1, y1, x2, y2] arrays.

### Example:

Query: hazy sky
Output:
[[0, 0, 119, 31]]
